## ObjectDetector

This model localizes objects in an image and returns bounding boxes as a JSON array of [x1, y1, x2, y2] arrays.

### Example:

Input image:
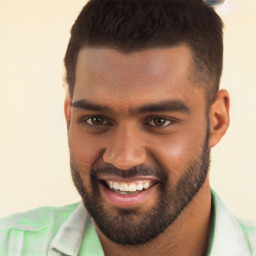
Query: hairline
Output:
[[68, 42, 215, 107]]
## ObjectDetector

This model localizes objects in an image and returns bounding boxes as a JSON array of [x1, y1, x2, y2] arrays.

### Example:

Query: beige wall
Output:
[[0, 0, 255, 221]]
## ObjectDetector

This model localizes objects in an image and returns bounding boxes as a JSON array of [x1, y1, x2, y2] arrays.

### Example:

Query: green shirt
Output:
[[1, 190, 255, 256]]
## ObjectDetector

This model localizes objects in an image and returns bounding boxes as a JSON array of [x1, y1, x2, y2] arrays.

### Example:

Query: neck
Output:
[[96, 177, 212, 256]]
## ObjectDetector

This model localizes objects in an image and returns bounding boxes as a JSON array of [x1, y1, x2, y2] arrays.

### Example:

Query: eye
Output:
[[83, 115, 110, 126], [148, 117, 174, 127]]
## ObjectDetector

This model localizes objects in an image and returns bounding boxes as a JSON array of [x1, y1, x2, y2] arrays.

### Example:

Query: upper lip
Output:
[[97, 175, 160, 183]]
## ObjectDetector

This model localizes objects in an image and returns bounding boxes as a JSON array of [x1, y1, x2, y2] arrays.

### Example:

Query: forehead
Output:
[[73, 45, 204, 109]]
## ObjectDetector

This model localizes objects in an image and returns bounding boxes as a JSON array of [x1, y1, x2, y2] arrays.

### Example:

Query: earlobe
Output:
[[64, 93, 72, 126], [209, 89, 230, 148]]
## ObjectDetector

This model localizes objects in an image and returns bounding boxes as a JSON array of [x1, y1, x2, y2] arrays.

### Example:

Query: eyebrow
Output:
[[71, 99, 190, 115], [71, 99, 111, 112], [135, 100, 190, 114]]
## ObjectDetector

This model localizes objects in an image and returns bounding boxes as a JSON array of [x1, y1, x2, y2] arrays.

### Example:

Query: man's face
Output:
[[67, 45, 210, 245]]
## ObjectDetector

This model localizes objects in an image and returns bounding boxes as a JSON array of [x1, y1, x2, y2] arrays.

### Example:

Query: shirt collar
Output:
[[47, 191, 252, 256], [208, 190, 251, 255], [48, 202, 88, 256]]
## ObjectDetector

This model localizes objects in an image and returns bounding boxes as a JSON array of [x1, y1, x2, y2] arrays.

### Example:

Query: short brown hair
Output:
[[64, 0, 223, 104]]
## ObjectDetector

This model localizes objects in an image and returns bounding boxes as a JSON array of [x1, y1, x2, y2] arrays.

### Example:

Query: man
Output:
[[1, 0, 255, 255]]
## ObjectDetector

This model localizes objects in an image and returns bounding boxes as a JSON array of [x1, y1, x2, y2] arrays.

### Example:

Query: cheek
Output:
[[68, 127, 104, 169], [149, 132, 205, 181]]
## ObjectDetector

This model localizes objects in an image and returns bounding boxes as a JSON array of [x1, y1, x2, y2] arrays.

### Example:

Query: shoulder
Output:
[[211, 190, 256, 255], [0, 203, 80, 254], [239, 218, 256, 253], [0, 202, 80, 232]]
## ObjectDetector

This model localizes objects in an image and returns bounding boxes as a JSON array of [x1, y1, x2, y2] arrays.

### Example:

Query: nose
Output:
[[103, 124, 147, 170]]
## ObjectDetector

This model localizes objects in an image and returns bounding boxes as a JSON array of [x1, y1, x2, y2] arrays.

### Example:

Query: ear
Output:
[[64, 93, 72, 126], [209, 89, 230, 148]]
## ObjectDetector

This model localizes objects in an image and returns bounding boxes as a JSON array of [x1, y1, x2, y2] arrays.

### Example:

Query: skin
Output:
[[64, 45, 230, 256]]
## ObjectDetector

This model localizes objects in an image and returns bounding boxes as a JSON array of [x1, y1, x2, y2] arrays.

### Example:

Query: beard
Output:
[[70, 129, 210, 246]]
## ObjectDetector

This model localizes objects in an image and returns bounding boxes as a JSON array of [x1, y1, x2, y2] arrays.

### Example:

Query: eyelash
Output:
[[145, 116, 175, 128], [81, 115, 113, 127], [80, 115, 177, 129]]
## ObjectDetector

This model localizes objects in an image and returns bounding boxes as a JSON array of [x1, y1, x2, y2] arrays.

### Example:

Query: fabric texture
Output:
[[0, 190, 255, 256]]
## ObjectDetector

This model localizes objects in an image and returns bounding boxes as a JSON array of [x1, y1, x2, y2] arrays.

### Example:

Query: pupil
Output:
[[154, 118, 165, 126], [92, 116, 103, 125]]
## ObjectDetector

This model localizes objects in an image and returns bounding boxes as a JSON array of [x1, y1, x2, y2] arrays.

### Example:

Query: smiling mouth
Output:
[[101, 179, 158, 195]]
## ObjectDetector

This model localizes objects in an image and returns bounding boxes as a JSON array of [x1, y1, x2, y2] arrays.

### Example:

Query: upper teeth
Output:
[[106, 180, 155, 192]]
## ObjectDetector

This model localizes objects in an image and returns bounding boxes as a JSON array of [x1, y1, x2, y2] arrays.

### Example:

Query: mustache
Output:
[[91, 163, 168, 183]]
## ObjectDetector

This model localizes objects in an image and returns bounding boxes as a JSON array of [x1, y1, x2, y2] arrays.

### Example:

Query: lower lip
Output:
[[99, 182, 158, 208]]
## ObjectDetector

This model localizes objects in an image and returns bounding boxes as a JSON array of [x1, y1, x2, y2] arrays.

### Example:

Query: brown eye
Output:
[[86, 116, 107, 126], [153, 118, 166, 126], [148, 117, 173, 127]]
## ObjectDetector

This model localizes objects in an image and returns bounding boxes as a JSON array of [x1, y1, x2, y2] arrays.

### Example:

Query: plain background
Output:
[[0, 0, 255, 221]]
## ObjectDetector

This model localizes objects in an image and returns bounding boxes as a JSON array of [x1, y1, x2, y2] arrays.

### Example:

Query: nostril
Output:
[[102, 142, 147, 170], [102, 149, 115, 162]]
